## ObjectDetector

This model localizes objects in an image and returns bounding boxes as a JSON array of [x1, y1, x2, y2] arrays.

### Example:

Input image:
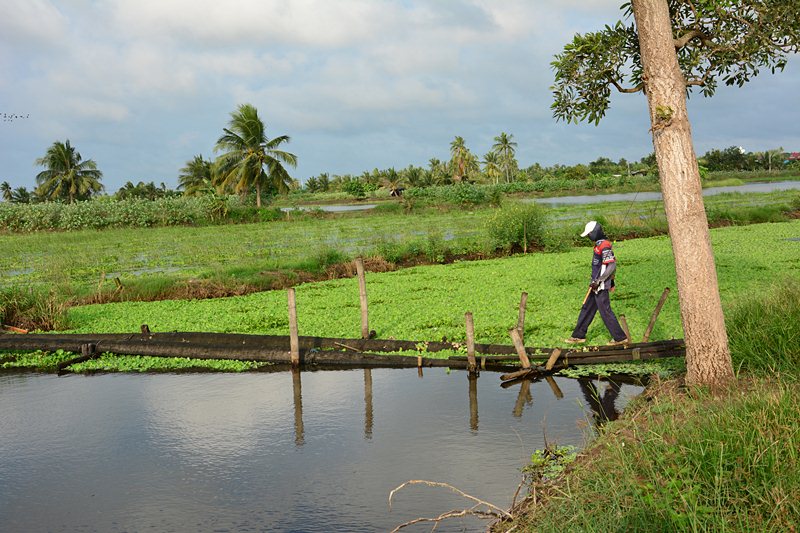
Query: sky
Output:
[[1, 0, 798, 193]]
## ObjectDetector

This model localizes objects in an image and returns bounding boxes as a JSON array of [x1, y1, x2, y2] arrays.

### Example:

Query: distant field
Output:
[[1, 190, 797, 295], [63, 221, 800, 347]]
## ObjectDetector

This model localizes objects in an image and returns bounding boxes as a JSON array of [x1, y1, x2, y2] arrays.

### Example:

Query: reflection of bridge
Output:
[[289, 367, 642, 445]]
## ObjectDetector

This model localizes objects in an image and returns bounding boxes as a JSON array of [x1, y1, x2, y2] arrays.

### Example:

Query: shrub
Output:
[[485, 203, 549, 252]]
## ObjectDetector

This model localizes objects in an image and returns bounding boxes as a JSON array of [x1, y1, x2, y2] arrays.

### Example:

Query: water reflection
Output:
[[579, 378, 623, 425], [0, 370, 642, 532], [364, 369, 373, 440]]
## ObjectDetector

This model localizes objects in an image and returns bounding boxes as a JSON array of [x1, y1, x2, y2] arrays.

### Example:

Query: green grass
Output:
[[506, 278, 800, 532], [513, 378, 800, 532], [54, 221, 800, 347]]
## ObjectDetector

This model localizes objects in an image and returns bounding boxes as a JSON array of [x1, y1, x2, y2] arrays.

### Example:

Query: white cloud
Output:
[[0, 0, 68, 47]]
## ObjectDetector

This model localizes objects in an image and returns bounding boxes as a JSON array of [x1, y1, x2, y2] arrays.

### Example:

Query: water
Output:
[[281, 204, 378, 213], [529, 180, 800, 206], [0, 369, 641, 532]]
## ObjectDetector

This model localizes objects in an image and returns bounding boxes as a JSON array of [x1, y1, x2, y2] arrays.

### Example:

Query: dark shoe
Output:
[[565, 337, 586, 344]]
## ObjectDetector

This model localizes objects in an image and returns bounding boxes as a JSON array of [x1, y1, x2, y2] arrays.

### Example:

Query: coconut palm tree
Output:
[[1, 181, 12, 202], [449, 136, 470, 182], [35, 140, 103, 203], [214, 104, 297, 208], [381, 168, 407, 197], [482, 151, 502, 184], [492, 132, 518, 183], [11, 187, 33, 204], [178, 155, 214, 196]]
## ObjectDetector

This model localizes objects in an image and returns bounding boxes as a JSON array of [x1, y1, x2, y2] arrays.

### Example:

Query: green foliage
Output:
[[727, 278, 800, 377], [68, 353, 270, 373], [1, 349, 75, 371], [35, 140, 104, 203], [342, 180, 367, 200], [551, 2, 800, 124], [522, 445, 578, 483], [214, 103, 297, 206], [522, 379, 800, 532], [485, 203, 548, 252], [53, 222, 800, 353], [557, 358, 685, 379]]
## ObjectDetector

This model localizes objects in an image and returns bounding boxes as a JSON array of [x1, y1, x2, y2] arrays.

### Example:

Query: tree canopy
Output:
[[552, 1, 800, 125], [35, 140, 103, 203], [214, 104, 297, 208]]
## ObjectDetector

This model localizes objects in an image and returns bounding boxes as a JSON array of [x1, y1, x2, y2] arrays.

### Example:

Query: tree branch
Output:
[[674, 29, 707, 49], [607, 76, 643, 94]]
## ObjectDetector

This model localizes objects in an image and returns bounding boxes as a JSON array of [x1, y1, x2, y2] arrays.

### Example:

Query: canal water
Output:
[[0, 369, 641, 532]]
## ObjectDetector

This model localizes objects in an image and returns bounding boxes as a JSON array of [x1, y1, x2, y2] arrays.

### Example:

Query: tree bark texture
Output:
[[632, 0, 734, 386]]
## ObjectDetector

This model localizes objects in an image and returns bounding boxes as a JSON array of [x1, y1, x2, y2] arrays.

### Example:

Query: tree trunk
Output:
[[631, 0, 734, 386], [256, 182, 262, 208]]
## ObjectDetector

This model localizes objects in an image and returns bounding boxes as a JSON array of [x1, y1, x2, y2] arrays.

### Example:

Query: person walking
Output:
[[565, 221, 628, 345]]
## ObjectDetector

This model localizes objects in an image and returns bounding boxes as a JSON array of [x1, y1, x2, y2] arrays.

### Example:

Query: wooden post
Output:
[[288, 288, 300, 366], [642, 287, 671, 343], [364, 369, 373, 440], [545, 348, 562, 371], [619, 315, 632, 344], [509, 328, 530, 369], [465, 312, 477, 373], [468, 373, 479, 431], [517, 292, 528, 343], [355, 258, 369, 339]]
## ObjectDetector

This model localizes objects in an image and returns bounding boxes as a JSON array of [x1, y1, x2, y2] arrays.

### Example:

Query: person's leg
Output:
[[571, 293, 599, 339], [595, 290, 627, 341]]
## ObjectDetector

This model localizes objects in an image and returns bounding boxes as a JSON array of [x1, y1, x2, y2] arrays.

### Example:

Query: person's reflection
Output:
[[292, 368, 305, 446], [578, 378, 621, 427]]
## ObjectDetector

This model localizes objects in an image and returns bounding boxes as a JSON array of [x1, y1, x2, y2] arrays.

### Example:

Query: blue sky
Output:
[[1, 0, 798, 193]]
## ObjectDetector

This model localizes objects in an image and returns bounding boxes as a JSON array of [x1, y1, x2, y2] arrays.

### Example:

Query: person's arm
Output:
[[590, 261, 616, 289]]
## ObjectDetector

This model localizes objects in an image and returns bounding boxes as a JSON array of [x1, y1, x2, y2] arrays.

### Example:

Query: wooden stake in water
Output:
[[465, 312, 477, 373], [509, 328, 531, 369], [288, 288, 300, 365], [355, 258, 369, 339]]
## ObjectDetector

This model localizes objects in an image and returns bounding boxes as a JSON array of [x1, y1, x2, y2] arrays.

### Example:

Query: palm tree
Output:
[[381, 168, 407, 196], [35, 140, 103, 203], [482, 151, 502, 185], [1, 181, 12, 202], [178, 155, 214, 196], [492, 132, 518, 183], [11, 187, 33, 204], [449, 136, 470, 182], [214, 104, 297, 208]]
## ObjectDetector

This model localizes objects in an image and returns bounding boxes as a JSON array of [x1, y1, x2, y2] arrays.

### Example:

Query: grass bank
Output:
[[502, 279, 800, 532]]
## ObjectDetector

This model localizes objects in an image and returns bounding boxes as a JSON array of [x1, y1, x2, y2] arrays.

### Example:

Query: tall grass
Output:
[[511, 279, 800, 532], [727, 278, 800, 377]]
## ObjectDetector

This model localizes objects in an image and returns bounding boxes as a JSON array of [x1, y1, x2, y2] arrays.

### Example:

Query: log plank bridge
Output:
[[0, 330, 685, 375], [0, 261, 682, 378]]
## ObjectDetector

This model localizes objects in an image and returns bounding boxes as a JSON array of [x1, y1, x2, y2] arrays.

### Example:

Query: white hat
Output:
[[580, 220, 598, 237]]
